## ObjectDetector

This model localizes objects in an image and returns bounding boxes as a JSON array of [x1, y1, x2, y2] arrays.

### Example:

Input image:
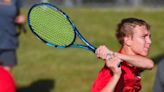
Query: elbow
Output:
[[146, 61, 154, 70]]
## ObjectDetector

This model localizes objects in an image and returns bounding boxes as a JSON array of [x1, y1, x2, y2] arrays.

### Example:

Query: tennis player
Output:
[[91, 18, 154, 92]]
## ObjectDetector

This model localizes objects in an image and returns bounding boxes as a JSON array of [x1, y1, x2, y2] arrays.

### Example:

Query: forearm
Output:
[[116, 53, 154, 70], [101, 74, 121, 92]]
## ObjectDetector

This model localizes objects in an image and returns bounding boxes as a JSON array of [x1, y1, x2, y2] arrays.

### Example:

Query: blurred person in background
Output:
[[91, 18, 154, 92], [0, 66, 16, 92], [153, 58, 164, 92], [0, 0, 26, 72]]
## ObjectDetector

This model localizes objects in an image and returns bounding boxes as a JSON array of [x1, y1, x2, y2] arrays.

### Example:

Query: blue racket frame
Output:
[[28, 3, 96, 53]]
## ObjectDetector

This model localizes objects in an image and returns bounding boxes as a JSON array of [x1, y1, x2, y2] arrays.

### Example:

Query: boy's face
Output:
[[129, 25, 151, 56]]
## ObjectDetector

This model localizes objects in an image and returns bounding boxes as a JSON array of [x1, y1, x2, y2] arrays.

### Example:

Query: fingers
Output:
[[95, 45, 122, 67], [96, 45, 121, 66], [15, 15, 26, 24], [96, 45, 113, 60], [106, 55, 122, 75], [106, 54, 121, 67], [95, 45, 122, 75]]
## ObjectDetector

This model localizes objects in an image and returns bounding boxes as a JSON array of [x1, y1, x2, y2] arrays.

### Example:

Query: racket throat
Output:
[[69, 44, 96, 53]]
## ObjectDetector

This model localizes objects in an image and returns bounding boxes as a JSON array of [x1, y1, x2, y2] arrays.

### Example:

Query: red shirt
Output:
[[91, 61, 142, 92], [0, 66, 16, 92]]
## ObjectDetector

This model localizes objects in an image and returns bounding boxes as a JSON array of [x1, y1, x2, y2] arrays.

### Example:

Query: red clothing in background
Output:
[[0, 66, 16, 92]]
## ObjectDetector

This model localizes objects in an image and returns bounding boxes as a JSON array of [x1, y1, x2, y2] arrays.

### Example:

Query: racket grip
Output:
[[118, 62, 122, 67], [93, 48, 96, 53]]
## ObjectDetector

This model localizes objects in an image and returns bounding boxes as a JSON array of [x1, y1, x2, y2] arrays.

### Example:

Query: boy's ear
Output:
[[123, 36, 132, 46]]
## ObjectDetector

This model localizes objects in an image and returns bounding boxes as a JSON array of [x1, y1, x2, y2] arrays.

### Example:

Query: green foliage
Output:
[[14, 8, 164, 92]]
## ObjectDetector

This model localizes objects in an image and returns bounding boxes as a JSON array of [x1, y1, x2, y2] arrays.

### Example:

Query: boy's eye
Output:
[[142, 36, 146, 38]]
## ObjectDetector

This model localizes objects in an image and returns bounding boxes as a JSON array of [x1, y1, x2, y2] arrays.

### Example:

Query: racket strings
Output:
[[29, 5, 75, 46], [32, 7, 69, 41]]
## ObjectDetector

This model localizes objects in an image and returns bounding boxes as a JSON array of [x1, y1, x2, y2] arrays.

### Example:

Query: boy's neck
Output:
[[120, 45, 136, 55]]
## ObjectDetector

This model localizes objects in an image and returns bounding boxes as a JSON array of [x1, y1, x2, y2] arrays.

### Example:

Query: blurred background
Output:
[[24, 0, 164, 8], [14, 0, 164, 92]]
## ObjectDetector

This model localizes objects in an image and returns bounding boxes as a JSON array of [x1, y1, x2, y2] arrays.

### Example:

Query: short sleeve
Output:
[[91, 66, 113, 92], [16, 0, 22, 8], [15, 0, 22, 15]]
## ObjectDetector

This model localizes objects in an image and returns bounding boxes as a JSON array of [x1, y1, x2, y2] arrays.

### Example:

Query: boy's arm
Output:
[[115, 53, 154, 70], [101, 55, 122, 92], [95, 49, 122, 92], [96, 45, 154, 70], [101, 74, 121, 92]]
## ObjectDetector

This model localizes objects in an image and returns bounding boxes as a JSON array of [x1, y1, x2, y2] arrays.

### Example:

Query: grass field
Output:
[[13, 8, 164, 92]]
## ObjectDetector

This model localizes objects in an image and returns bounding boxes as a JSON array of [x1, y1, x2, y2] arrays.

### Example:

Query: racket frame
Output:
[[28, 3, 96, 53]]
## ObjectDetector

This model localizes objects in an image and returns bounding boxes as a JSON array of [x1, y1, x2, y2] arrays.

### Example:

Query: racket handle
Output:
[[118, 61, 122, 67]]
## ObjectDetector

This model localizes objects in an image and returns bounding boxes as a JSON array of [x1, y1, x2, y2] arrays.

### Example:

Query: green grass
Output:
[[14, 8, 164, 92]]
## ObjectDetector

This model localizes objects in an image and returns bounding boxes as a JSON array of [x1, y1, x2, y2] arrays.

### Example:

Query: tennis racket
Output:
[[28, 3, 96, 53]]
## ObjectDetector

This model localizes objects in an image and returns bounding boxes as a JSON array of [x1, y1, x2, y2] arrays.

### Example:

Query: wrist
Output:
[[113, 73, 121, 79], [112, 72, 122, 78], [114, 52, 124, 60]]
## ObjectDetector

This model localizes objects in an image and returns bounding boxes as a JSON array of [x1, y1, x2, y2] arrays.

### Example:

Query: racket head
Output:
[[28, 3, 76, 48]]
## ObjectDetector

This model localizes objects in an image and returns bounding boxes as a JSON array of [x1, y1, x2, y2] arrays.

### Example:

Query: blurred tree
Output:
[[129, 0, 142, 7], [41, 0, 49, 2], [76, 0, 83, 6], [116, 0, 125, 6], [63, 0, 74, 7]]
